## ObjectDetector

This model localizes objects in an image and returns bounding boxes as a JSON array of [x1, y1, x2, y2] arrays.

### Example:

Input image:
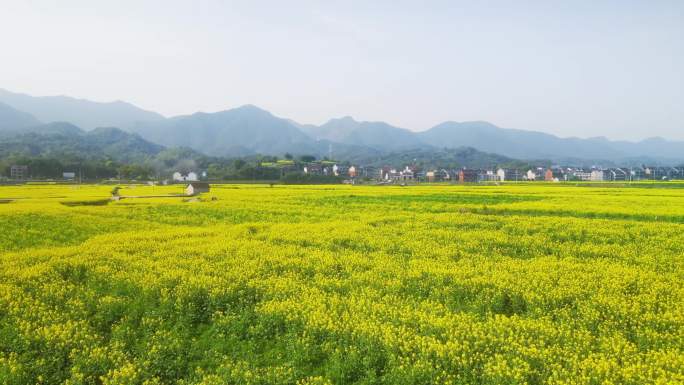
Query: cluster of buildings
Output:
[[6, 165, 77, 181], [302, 164, 358, 178], [172, 171, 205, 182], [6, 161, 684, 184], [496, 166, 684, 182], [302, 163, 684, 183]]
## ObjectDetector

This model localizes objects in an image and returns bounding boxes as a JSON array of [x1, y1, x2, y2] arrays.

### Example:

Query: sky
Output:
[[0, 0, 682, 141]]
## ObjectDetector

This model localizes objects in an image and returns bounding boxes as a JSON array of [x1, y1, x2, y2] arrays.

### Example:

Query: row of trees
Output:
[[0, 155, 289, 181], [0, 158, 160, 180], [0, 146, 345, 181], [283, 153, 319, 163]]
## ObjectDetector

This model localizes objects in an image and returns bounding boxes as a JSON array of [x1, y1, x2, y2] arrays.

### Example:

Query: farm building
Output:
[[497, 168, 522, 182], [571, 169, 593, 181], [671, 167, 684, 179], [630, 167, 647, 181], [478, 170, 500, 182], [379, 167, 391, 180], [604, 168, 629, 181], [544, 168, 566, 182], [332, 164, 350, 177], [436, 169, 451, 181], [10, 165, 29, 180], [303, 164, 322, 175], [590, 170, 604, 181], [186, 182, 210, 196], [643, 167, 667, 180], [391, 169, 403, 181], [544, 169, 554, 181], [459, 169, 479, 183], [356, 166, 375, 178], [426, 171, 436, 182], [399, 166, 415, 181], [645, 166, 673, 180], [496, 168, 506, 181], [525, 169, 540, 181]]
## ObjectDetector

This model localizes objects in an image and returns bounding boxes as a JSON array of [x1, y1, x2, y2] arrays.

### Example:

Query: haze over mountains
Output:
[[303, 116, 419, 151], [0, 102, 42, 131], [0, 88, 682, 165], [130, 105, 316, 157], [0, 89, 164, 130]]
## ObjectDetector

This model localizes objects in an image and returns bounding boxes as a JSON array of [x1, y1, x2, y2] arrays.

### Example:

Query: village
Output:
[[7, 162, 684, 186], [271, 162, 684, 183]]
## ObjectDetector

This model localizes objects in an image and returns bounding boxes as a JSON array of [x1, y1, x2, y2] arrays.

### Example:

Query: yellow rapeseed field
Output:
[[0, 183, 682, 384]]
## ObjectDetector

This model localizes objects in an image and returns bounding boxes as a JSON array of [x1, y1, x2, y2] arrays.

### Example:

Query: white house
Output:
[[590, 170, 604, 181], [573, 170, 593, 181], [440, 169, 451, 181], [426, 171, 436, 182], [496, 168, 506, 182], [480, 170, 499, 182], [186, 182, 210, 196], [173, 171, 199, 182], [401, 166, 415, 180], [379, 168, 391, 180]]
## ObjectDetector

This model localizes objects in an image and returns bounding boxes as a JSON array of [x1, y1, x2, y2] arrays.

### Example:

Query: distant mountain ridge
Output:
[[416, 121, 684, 163], [303, 116, 424, 151], [0, 102, 42, 131], [0, 88, 164, 130], [130, 105, 316, 156], [0, 88, 682, 164], [130, 105, 390, 159]]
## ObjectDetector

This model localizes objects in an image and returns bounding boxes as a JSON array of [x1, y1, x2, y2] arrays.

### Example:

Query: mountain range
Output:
[[0, 88, 164, 130], [0, 88, 682, 165], [0, 102, 42, 131], [301, 116, 420, 151]]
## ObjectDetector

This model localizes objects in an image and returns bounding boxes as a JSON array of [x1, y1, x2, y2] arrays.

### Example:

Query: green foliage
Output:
[[0, 123, 163, 162], [353, 147, 546, 170], [117, 164, 154, 180], [0, 157, 119, 179], [299, 155, 316, 163]]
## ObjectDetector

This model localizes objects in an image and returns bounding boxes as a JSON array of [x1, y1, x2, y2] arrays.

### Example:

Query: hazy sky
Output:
[[1, 0, 682, 140]]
